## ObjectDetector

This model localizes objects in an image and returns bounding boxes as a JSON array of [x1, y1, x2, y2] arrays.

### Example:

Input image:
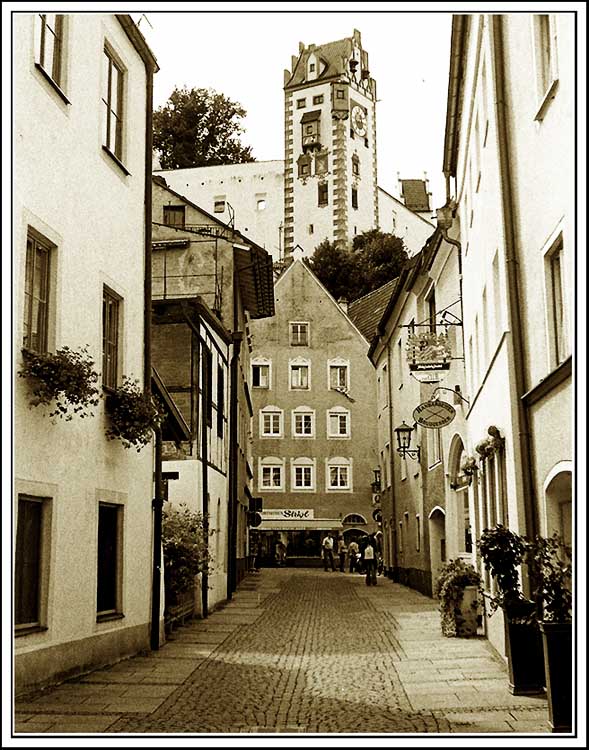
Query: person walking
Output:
[[363, 536, 378, 586], [322, 533, 335, 571], [348, 539, 359, 573], [337, 537, 348, 572]]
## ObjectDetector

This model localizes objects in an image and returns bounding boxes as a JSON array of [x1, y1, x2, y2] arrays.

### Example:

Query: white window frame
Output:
[[532, 14, 559, 120], [34, 13, 66, 90], [427, 428, 442, 469], [290, 321, 310, 347], [251, 358, 272, 389], [292, 406, 315, 438], [102, 42, 126, 163], [259, 457, 285, 492], [291, 457, 316, 492], [260, 406, 283, 438], [326, 457, 352, 492], [327, 406, 350, 439], [327, 357, 350, 392], [543, 231, 569, 369], [289, 358, 311, 390]]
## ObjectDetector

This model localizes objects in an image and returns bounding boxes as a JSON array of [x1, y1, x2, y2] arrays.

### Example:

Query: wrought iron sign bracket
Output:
[[430, 386, 471, 407]]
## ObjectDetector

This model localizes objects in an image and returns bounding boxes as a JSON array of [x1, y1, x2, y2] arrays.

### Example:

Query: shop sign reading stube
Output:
[[406, 330, 452, 383], [260, 509, 314, 520], [413, 399, 456, 429]]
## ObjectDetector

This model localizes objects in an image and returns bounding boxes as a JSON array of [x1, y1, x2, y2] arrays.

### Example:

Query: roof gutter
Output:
[[443, 14, 469, 183]]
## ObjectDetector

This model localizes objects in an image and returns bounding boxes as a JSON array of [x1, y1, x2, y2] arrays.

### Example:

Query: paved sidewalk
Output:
[[14, 569, 550, 735]]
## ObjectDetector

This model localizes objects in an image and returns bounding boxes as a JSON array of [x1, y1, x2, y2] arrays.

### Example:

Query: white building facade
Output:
[[14, 13, 158, 692]]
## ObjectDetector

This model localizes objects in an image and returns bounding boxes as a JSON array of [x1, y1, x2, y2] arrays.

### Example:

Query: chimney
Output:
[[338, 297, 349, 314]]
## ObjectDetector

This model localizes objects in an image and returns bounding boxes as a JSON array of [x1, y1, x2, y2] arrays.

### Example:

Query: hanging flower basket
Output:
[[18, 346, 100, 420], [105, 376, 163, 451]]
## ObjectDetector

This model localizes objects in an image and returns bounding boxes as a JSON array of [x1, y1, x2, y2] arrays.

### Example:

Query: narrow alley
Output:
[[15, 569, 549, 736]]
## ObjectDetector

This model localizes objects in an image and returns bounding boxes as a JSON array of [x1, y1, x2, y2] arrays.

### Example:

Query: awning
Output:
[[258, 519, 344, 531]]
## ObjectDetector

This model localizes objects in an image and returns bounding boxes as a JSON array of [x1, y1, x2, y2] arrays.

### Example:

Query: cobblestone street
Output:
[[15, 569, 550, 735]]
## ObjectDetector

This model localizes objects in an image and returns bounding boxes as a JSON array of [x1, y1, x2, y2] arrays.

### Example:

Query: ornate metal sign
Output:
[[413, 399, 456, 429], [406, 331, 452, 383]]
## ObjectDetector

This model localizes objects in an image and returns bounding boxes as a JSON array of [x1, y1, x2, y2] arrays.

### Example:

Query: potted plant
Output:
[[434, 558, 481, 637], [526, 533, 572, 732], [19, 345, 100, 420], [478, 524, 545, 695], [105, 376, 163, 451]]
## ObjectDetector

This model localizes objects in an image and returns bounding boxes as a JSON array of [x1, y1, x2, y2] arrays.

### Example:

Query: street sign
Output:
[[406, 331, 452, 383], [413, 399, 456, 429], [248, 512, 262, 527]]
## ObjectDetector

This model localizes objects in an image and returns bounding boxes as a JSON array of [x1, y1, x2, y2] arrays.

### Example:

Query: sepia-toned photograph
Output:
[[3, 2, 585, 746]]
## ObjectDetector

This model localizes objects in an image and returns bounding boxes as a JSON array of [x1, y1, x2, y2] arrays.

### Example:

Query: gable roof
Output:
[[348, 279, 399, 342], [286, 37, 351, 88], [400, 179, 431, 212]]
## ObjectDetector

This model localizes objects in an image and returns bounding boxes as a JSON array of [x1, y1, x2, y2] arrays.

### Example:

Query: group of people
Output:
[[321, 533, 381, 586]]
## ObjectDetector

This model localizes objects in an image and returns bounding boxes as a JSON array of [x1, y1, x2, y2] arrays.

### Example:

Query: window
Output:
[[416, 515, 421, 551], [23, 232, 51, 353], [217, 364, 224, 438], [102, 287, 120, 389], [385, 444, 391, 487], [327, 407, 350, 438], [352, 155, 360, 176], [492, 252, 502, 342], [35, 13, 64, 87], [336, 89, 345, 100], [290, 322, 309, 346], [293, 407, 315, 437], [15, 496, 49, 629], [428, 429, 442, 467], [546, 236, 568, 366], [308, 224, 314, 235], [163, 205, 185, 228], [329, 362, 349, 391], [213, 198, 226, 213], [327, 458, 351, 490], [298, 153, 312, 178], [260, 407, 283, 437], [351, 188, 358, 209], [97, 503, 122, 616], [400, 453, 407, 481], [313, 94, 323, 104], [102, 46, 124, 160], [203, 347, 213, 427], [292, 458, 315, 491], [309, 64, 316, 73], [533, 15, 558, 107], [426, 287, 436, 333], [315, 153, 328, 175], [256, 198, 266, 211], [252, 361, 270, 388], [290, 362, 310, 390], [259, 458, 284, 491], [297, 98, 306, 108], [318, 182, 328, 207]]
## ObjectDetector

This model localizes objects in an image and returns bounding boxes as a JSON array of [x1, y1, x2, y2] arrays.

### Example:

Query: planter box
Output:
[[505, 614, 545, 695], [540, 621, 572, 733]]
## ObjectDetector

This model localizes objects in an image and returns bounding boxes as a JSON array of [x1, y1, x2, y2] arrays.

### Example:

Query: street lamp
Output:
[[394, 421, 421, 461]]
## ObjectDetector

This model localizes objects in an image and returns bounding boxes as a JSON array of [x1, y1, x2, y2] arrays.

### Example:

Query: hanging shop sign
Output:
[[260, 509, 314, 520], [413, 399, 456, 429], [406, 330, 452, 383]]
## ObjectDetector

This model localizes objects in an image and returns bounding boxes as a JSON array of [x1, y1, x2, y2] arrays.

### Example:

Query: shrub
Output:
[[434, 558, 481, 637], [478, 524, 528, 617], [526, 533, 572, 623], [105, 376, 163, 451], [162, 503, 211, 605], [19, 346, 100, 420]]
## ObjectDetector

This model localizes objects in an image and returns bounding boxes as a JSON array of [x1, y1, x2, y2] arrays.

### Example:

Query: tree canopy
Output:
[[153, 86, 255, 169], [308, 230, 409, 302]]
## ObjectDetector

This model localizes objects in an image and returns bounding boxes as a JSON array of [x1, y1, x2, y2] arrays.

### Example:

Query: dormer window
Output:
[[309, 63, 315, 72]]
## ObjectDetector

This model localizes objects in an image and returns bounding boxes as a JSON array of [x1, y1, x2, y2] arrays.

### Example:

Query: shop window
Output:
[[97, 502, 123, 617]]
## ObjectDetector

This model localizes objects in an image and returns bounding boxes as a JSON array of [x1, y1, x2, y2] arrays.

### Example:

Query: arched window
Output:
[[327, 405, 350, 438], [291, 457, 316, 491], [326, 457, 352, 491], [259, 456, 284, 492], [292, 405, 315, 438], [259, 406, 283, 438], [342, 513, 367, 525]]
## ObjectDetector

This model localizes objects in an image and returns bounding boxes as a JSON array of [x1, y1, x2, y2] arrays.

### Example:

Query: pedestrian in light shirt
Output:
[[322, 533, 335, 571]]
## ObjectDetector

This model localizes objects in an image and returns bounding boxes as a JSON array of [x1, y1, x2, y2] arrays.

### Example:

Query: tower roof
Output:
[[400, 179, 431, 213]]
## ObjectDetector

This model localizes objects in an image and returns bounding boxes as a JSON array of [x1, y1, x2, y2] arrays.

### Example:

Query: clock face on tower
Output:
[[351, 105, 367, 137]]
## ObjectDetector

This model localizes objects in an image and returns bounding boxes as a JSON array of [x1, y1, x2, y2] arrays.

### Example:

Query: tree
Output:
[[308, 230, 409, 302], [153, 87, 255, 169]]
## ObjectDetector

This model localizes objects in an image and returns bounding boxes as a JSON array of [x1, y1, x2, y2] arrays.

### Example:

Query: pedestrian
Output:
[[348, 539, 359, 573], [322, 533, 335, 571], [363, 535, 378, 586], [277, 540, 287, 566], [337, 536, 348, 572]]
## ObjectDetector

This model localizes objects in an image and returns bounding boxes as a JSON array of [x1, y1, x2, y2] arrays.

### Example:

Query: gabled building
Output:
[[14, 13, 158, 692], [250, 259, 378, 560], [150, 176, 275, 606]]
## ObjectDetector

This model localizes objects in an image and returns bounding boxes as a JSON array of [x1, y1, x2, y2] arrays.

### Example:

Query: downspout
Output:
[[150, 425, 164, 649], [227, 331, 243, 599], [200, 338, 209, 618], [491, 15, 537, 541], [385, 336, 398, 579]]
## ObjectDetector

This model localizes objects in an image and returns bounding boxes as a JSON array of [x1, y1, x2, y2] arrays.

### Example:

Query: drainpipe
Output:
[[227, 331, 243, 599], [150, 425, 164, 650], [491, 15, 537, 542], [201, 346, 209, 619]]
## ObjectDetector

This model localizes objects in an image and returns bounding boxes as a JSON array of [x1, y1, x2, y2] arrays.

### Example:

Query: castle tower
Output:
[[283, 29, 378, 259]]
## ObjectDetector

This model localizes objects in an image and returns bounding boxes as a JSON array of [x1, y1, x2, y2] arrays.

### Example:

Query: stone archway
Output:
[[428, 506, 446, 595]]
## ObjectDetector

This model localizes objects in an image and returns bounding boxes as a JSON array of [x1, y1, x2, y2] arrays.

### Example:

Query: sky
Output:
[[138, 9, 452, 210]]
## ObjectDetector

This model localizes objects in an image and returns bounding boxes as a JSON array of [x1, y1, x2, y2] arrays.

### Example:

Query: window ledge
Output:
[[428, 460, 443, 471], [34, 63, 70, 105], [102, 146, 131, 176], [534, 78, 559, 122], [15, 625, 48, 638], [96, 611, 125, 623]]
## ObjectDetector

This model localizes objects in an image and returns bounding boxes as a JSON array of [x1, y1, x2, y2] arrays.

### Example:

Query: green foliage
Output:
[[308, 230, 409, 302], [153, 86, 255, 169], [478, 524, 527, 616], [526, 533, 572, 623], [19, 346, 100, 420], [105, 376, 163, 451], [162, 503, 211, 605], [434, 558, 481, 637]]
